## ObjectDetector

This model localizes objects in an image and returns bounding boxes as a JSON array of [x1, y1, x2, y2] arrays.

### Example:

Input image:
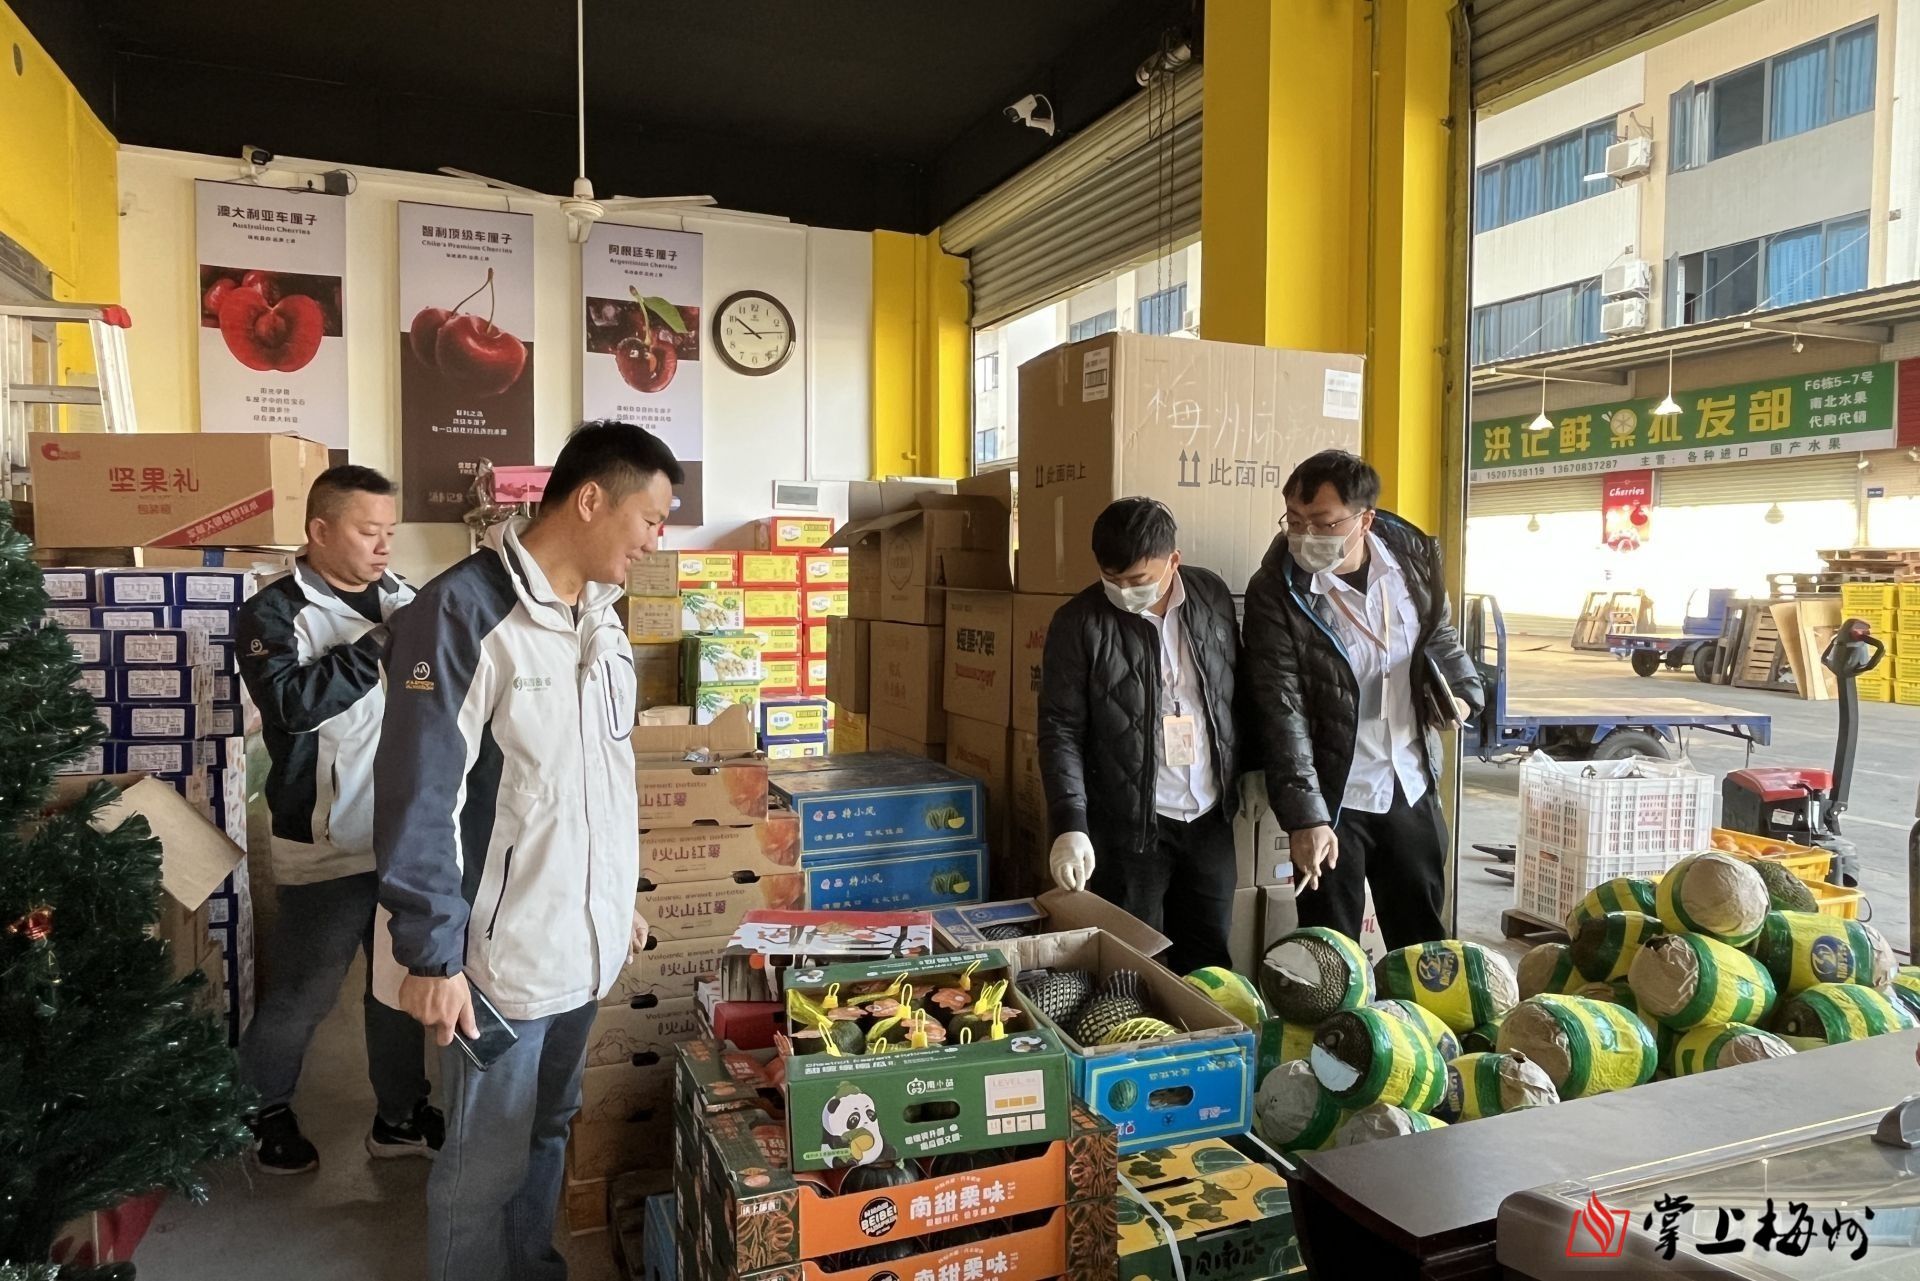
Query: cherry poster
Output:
[[1602, 469, 1655, 552], [397, 203, 536, 522], [580, 223, 703, 524], [194, 180, 348, 449]]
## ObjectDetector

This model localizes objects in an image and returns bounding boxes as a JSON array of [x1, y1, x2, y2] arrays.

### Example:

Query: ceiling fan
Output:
[[439, 0, 714, 242]]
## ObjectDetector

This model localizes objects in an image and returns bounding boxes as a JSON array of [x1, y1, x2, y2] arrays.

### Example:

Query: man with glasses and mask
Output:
[[1036, 497, 1251, 974], [1242, 450, 1482, 950]]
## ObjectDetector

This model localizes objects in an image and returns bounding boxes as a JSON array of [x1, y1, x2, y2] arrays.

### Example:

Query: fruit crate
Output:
[[1713, 829, 1833, 886], [1515, 756, 1716, 928], [1841, 583, 1898, 612], [1896, 677, 1920, 708], [1809, 880, 1865, 920]]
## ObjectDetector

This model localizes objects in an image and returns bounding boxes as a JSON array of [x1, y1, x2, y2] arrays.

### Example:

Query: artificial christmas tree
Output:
[[0, 505, 249, 1277]]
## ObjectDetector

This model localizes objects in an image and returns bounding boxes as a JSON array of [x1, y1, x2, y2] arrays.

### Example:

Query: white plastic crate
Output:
[[1514, 754, 1716, 927]]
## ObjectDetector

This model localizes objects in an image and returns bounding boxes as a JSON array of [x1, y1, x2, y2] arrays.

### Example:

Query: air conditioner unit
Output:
[[1601, 296, 1648, 336], [1602, 259, 1652, 298], [1179, 308, 1199, 333], [1605, 136, 1653, 180]]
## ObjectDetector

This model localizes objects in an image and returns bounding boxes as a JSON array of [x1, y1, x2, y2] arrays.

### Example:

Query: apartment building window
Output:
[[1470, 279, 1603, 365], [1473, 120, 1616, 233], [1138, 284, 1187, 336], [1671, 213, 1869, 322], [974, 351, 1000, 398], [1671, 22, 1876, 171], [1069, 309, 1117, 342]]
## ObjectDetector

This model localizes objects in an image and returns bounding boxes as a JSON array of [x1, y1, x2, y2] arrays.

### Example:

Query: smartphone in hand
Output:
[[455, 982, 519, 1071]]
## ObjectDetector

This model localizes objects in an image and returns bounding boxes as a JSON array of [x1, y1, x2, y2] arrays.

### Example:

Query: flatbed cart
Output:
[[1604, 588, 1734, 680]]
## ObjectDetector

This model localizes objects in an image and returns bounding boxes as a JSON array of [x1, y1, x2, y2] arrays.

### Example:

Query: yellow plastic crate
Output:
[[1901, 584, 1920, 610], [1898, 608, 1920, 633], [1847, 606, 1894, 635], [1716, 829, 1833, 885], [1897, 678, 1920, 707], [1858, 670, 1894, 702], [1809, 880, 1864, 920], [1842, 583, 1897, 612]]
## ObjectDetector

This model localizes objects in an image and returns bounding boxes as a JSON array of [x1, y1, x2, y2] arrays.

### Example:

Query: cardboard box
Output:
[[828, 493, 1014, 627], [932, 888, 1171, 960], [44, 605, 92, 630], [677, 551, 739, 586], [640, 813, 801, 887], [846, 538, 883, 621], [40, 568, 96, 603], [636, 873, 807, 942], [800, 552, 848, 585], [586, 996, 707, 1069], [1010, 730, 1049, 886], [625, 550, 680, 596], [761, 515, 836, 549], [943, 590, 1016, 727], [869, 621, 945, 744], [681, 587, 746, 634], [804, 622, 829, 655], [802, 842, 987, 911], [633, 643, 680, 710], [110, 702, 210, 741], [1258, 883, 1298, 957], [113, 666, 210, 704], [1228, 885, 1261, 976], [740, 552, 801, 586], [30, 432, 330, 549], [1115, 1137, 1301, 1281], [825, 618, 870, 713], [1006, 928, 1255, 1153], [92, 605, 165, 630], [634, 706, 769, 826], [803, 655, 828, 695], [626, 596, 684, 645], [765, 737, 828, 760], [1012, 593, 1074, 734], [568, 1064, 677, 1180], [865, 725, 938, 756], [747, 623, 802, 658], [945, 712, 1011, 859], [833, 709, 868, 754], [690, 684, 759, 727], [605, 933, 735, 1005], [759, 657, 801, 695], [1248, 810, 1297, 887], [680, 634, 763, 686], [1015, 335, 1363, 595], [800, 587, 847, 620], [759, 698, 829, 741], [770, 753, 985, 856], [743, 588, 801, 624], [170, 604, 239, 638]]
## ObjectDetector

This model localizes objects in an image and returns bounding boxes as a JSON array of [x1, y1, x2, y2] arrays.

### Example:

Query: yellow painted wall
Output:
[[872, 229, 968, 479], [0, 1, 119, 381]]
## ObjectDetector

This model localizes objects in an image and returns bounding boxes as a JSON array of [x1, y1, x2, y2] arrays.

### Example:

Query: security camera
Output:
[[240, 145, 274, 176], [1005, 94, 1056, 137]]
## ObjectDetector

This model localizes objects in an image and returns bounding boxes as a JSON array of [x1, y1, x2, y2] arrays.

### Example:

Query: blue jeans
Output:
[[238, 871, 428, 1124], [427, 998, 596, 1281]]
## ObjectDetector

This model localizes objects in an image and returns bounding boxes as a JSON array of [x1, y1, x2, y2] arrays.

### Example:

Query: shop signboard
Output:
[[396, 203, 536, 522], [194, 181, 348, 449], [580, 223, 704, 524], [1602, 469, 1654, 552], [1470, 361, 1897, 484]]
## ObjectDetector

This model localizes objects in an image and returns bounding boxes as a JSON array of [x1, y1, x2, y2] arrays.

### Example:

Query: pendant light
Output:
[[1764, 503, 1785, 525], [1653, 348, 1682, 417], [1527, 376, 1553, 432]]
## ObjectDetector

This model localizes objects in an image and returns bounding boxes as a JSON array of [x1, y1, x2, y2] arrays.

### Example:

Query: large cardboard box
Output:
[[633, 707, 769, 826], [1015, 335, 1363, 595], [865, 725, 939, 757], [1228, 885, 1261, 976], [639, 813, 801, 887], [824, 617, 869, 713], [604, 933, 733, 1006], [869, 621, 945, 744], [945, 712, 1017, 890], [30, 432, 331, 548], [829, 494, 1012, 627], [1011, 729, 1049, 885], [1012, 593, 1073, 734], [943, 589, 1016, 726], [635, 873, 807, 942], [587, 995, 705, 1069]]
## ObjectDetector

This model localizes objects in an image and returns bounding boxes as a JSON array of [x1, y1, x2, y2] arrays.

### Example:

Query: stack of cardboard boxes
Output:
[[566, 710, 798, 1234]]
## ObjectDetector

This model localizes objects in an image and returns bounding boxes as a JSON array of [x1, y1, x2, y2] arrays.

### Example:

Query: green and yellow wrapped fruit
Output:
[[1517, 943, 1581, 1000], [1665, 1021, 1795, 1076], [1260, 927, 1373, 1025], [1751, 911, 1895, 998], [1627, 933, 1776, 1031], [1434, 1051, 1559, 1123], [1332, 1104, 1447, 1147], [1496, 994, 1657, 1098], [1774, 982, 1917, 1044], [1375, 940, 1518, 1035], [1565, 875, 1659, 939], [1254, 1059, 1351, 1153], [1309, 1006, 1445, 1112], [1371, 998, 1463, 1063], [1656, 852, 1769, 947], [1570, 912, 1664, 983]]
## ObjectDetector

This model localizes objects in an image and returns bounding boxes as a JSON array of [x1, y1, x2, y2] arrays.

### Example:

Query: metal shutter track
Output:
[[1468, 476, 1600, 516], [1468, 0, 1718, 104], [1658, 455, 1857, 504], [947, 70, 1203, 328]]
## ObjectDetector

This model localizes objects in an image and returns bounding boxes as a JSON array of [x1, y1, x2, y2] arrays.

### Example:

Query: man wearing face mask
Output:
[[1036, 497, 1250, 974], [1241, 450, 1482, 950]]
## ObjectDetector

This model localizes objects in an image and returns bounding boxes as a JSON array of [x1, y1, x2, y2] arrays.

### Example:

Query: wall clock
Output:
[[713, 289, 796, 376]]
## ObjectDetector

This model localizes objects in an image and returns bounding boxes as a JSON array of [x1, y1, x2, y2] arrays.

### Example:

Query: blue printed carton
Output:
[[1006, 928, 1254, 1155], [801, 842, 987, 911], [771, 756, 984, 855]]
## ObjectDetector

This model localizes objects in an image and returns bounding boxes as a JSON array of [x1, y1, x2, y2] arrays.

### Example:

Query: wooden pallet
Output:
[[1733, 601, 1796, 693], [1572, 589, 1652, 651], [1819, 548, 1920, 582], [1769, 571, 1841, 599], [1818, 547, 1920, 563]]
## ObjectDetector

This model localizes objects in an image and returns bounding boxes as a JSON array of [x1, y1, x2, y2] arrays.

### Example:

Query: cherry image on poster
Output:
[[584, 291, 699, 393], [408, 267, 528, 398], [199, 266, 341, 374]]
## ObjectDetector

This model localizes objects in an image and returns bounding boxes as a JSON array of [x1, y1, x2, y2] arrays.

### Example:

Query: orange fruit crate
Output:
[[1808, 880, 1864, 920], [1711, 828, 1833, 886]]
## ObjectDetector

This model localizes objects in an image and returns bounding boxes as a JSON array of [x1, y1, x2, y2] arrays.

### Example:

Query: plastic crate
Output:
[[1848, 606, 1895, 636], [1858, 671, 1894, 703], [1516, 755, 1716, 927], [1897, 678, 1920, 708], [1897, 608, 1920, 634], [1809, 880, 1864, 920], [1715, 829, 1834, 886], [1841, 583, 1897, 612]]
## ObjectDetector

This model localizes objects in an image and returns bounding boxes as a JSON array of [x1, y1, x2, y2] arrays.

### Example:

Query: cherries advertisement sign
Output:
[[194, 180, 348, 448], [1603, 469, 1655, 552], [581, 223, 703, 524], [397, 203, 536, 522]]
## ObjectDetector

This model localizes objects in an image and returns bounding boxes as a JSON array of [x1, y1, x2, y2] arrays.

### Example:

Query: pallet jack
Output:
[[1721, 616, 1884, 889]]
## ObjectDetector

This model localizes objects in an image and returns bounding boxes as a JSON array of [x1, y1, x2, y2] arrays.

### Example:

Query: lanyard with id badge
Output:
[[1331, 583, 1392, 722], [1160, 619, 1201, 769]]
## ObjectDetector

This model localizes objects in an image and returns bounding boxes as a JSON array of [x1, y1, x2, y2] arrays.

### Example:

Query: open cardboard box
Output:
[[1114, 1133, 1302, 1281], [1004, 928, 1255, 1154], [932, 888, 1171, 960], [714, 908, 936, 1003], [634, 704, 769, 826]]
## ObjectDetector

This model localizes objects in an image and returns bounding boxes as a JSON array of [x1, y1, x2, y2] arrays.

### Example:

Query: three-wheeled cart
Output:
[[1605, 587, 1734, 680]]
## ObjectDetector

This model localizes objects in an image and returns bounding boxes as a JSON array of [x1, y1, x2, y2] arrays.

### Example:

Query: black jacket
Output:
[[1240, 511, 1482, 832], [1037, 566, 1242, 859]]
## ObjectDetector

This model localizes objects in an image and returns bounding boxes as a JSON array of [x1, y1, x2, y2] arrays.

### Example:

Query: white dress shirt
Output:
[[1313, 534, 1426, 814], [1140, 572, 1220, 822]]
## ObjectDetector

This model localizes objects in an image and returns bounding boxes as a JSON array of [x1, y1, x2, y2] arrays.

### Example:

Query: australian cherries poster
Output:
[[397, 203, 536, 522], [581, 223, 703, 523], [194, 180, 348, 448]]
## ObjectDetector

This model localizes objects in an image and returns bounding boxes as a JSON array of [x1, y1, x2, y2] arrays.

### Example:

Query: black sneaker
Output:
[[249, 1104, 319, 1175], [366, 1100, 445, 1160]]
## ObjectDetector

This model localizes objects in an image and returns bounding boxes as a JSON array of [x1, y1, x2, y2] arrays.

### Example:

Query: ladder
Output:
[[1, 301, 138, 497]]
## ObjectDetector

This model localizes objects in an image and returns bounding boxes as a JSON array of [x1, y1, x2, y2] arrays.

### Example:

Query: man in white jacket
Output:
[[236, 465, 435, 1174], [375, 421, 675, 1281]]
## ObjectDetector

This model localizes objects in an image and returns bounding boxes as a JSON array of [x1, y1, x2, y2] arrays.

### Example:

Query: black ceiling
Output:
[[19, 0, 1197, 233]]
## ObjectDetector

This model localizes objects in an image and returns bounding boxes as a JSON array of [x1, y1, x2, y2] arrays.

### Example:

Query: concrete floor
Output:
[[135, 636, 1920, 1278]]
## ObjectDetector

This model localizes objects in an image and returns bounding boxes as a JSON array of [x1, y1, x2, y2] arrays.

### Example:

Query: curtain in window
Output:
[[1765, 226, 1822, 306], [1471, 308, 1497, 365], [1499, 296, 1540, 359], [1544, 135, 1583, 210], [1475, 166, 1503, 232], [1503, 151, 1541, 223], [1538, 287, 1574, 351], [1669, 87, 1696, 170], [1834, 26, 1876, 118], [1578, 282, 1603, 344], [1770, 43, 1829, 140], [1824, 218, 1869, 295], [1585, 127, 1612, 192]]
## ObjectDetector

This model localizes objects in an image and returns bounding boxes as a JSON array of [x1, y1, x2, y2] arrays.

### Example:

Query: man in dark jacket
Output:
[[1037, 498, 1250, 974], [1241, 450, 1483, 950]]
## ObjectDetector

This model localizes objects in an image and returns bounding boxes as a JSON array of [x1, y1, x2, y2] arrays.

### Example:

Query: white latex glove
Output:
[[1238, 772, 1270, 827], [1049, 832, 1095, 893]]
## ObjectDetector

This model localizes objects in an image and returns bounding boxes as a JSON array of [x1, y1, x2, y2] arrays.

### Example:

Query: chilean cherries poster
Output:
[[581, 223, 703, 524], [397, 203, 536, 522], [194, 180, 347, 448]]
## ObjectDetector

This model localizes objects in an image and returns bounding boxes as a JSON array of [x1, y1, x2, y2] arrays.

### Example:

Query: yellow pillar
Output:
[[871, 230, 969, 480], [1199, 0, 1457, 529]]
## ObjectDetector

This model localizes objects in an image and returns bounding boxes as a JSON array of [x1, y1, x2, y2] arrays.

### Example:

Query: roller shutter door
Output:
[[1656, 454, 1858, 504], [1466, 0, 1733, 105], [1467, 475, 1600, 516]]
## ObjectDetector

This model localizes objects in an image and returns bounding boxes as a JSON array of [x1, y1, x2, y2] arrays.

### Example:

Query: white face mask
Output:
[[1289, 526, 1359, 575], [1103, 569, 1168, 614]]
